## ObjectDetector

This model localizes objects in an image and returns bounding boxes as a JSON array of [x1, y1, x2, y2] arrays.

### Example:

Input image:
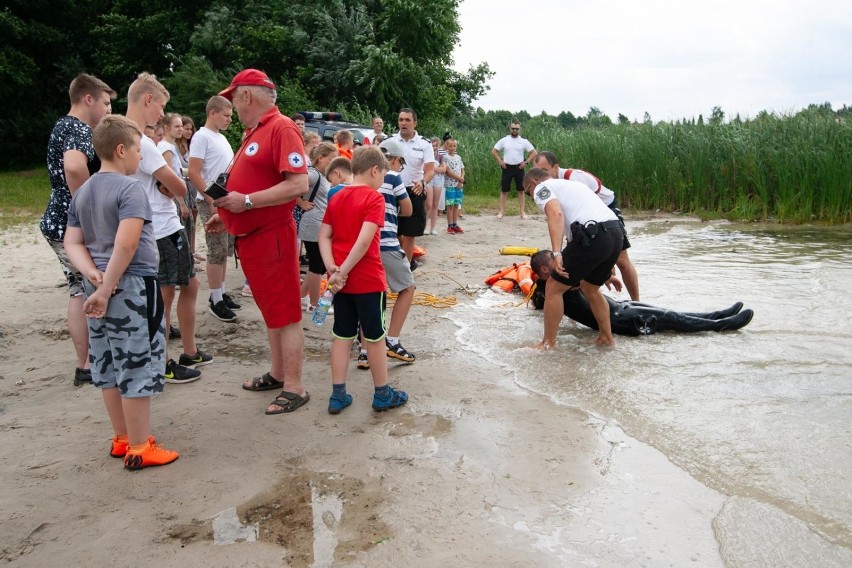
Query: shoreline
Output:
[[1, 216, 848, 566]]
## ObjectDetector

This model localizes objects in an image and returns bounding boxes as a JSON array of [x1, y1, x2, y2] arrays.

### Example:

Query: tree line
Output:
[[1, 0, 492, 169]]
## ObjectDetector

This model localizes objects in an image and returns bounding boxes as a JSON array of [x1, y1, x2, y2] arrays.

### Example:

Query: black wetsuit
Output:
[[532, 283, 753, 336]]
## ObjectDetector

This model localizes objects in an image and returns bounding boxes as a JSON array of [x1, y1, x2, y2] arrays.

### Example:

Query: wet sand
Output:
[[1, 215, 735, 566]]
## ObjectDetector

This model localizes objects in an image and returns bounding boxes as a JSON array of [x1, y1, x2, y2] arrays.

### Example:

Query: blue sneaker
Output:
[[372, 386, 408, 411], [328, 393, 353, 415]]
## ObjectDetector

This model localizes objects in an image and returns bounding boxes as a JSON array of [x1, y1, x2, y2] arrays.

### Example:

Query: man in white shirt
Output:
[[187, 96, 240, 322], [389, 108, 434, 268], [126, 73, 209, 383], [491, 120, 537, 219], [523, 168, 624, 348], [534, 151, 640, 301]]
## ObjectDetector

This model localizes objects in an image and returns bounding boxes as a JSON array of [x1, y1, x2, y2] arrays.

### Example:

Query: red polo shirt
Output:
[[220, 107, 307, 236]]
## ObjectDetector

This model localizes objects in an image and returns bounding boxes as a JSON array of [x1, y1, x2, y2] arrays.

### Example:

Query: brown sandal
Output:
[[265, 390, 310, 415], [242, 372, 283, 392]]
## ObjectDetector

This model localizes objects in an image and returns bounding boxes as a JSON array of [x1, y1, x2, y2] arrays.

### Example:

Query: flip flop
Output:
[[242, 372, 283, 392], [265, 390, 310, 415]]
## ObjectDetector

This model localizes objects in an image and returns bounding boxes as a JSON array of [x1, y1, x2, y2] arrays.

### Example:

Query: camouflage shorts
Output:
[[46, 238, 85, 297], [84, 274, 166, 397]]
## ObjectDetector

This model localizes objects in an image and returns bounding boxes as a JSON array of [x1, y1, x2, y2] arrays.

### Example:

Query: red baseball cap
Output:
[[219, 69, 276, 100]]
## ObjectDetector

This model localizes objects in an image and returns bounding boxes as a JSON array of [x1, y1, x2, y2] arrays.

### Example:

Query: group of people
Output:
[[42, 69, 455, 471], [490, 120, 753, 346], [41, 69, 752, 472]]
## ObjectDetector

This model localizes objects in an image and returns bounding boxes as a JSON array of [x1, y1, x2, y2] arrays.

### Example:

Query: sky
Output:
[[452, 0, 852, 122]]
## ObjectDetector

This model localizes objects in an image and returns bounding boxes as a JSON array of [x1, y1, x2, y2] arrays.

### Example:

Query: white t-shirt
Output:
[[493, 135, 534, 165], [558, 167, 615, 206], [532, 178, 617, 243], [156, 140, 182, 175], [188, 127, 235, 201], [133, 135, 183, 239], [390, 132, 435, 187]]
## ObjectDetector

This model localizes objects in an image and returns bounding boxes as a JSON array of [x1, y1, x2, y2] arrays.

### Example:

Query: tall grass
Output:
[[453, 113, 851, 223], [0, 169, 50, 227]]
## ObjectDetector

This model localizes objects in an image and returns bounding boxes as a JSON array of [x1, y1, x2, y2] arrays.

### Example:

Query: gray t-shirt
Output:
[[67, 172, 159, 276], [297, 167, 331, 243]]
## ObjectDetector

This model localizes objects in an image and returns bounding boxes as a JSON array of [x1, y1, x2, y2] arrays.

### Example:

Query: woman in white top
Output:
[[156, 113, 190, 221]]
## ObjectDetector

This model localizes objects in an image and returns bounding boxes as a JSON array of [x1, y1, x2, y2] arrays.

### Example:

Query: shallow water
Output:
[[452, 220, 852, 563]]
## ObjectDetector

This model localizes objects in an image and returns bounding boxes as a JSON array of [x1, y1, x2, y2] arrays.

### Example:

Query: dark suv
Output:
[[298, 112, 373, 145]]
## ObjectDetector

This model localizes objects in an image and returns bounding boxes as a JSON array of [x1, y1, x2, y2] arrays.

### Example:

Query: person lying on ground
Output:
[[529, 250, 754, 336]]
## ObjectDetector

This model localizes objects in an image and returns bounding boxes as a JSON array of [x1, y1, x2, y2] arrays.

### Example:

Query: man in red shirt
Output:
[[206, 69, 311, 415]]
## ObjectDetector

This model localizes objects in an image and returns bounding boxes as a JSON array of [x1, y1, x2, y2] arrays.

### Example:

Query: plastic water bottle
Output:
[[311, 290, 334, 326]]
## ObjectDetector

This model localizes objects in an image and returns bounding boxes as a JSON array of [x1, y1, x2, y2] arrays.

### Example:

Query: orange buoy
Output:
[[517, 263, 536, 295], [485, 263, 520, 286], [491, 268, 519, 293]]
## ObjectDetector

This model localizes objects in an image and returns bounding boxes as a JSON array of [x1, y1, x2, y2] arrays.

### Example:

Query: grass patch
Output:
[[0, 169, 50, 228]]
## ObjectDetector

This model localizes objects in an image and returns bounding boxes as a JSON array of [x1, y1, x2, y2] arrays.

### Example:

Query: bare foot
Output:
[[593, 335, 616, 346], [520, 213, 529, 220], [534, 339, 556, 351], [496, 212, 504, 219]]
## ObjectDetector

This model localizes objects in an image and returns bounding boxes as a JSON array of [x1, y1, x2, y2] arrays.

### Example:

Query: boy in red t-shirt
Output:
[[319, 147, 409, 414]]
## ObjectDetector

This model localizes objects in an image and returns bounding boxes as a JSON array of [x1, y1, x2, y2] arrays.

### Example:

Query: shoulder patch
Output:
[[536, 186, 551, 200], [288, 152, 304, 168]]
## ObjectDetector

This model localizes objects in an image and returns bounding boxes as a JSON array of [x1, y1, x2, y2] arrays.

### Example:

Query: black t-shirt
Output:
[[40, 116, 98, 241]]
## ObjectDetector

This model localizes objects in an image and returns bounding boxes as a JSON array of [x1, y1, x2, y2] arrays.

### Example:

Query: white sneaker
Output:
[[430, 229, 439, 235], [301, 295, 310, 308]]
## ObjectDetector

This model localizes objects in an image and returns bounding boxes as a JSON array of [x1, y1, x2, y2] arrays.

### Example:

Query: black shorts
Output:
[[331, 291, 386, 342], [552, 224, 623, 287], [501, 164, 525, 192], [397, 187, 427, 237], [607, 197, 631, 250], [303, 241, 326, 275], [156, 229, 195, 286]]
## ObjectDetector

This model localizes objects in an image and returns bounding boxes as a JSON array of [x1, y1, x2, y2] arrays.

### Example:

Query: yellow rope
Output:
[[386, 291, 458, 308]]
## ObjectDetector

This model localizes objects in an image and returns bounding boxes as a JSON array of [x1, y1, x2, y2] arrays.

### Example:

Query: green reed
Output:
[[453, 113, 851, 223]]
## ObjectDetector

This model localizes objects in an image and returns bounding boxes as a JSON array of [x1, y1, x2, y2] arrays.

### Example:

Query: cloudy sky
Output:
[[453, 0, 852, 122]]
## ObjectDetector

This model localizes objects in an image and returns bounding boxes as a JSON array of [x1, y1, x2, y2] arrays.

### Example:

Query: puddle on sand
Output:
[[168, 468, 392, 566]]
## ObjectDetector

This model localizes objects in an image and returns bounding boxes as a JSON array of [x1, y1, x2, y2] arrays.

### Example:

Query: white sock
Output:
[[387, 336, 400, 346], [211, 289, 224, 303]]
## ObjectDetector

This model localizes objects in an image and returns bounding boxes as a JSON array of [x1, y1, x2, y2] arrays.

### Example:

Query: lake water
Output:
[[451, 219, 852, 565]]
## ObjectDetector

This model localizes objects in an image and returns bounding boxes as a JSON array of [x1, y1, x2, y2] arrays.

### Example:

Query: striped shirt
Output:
[[378, 171, 409, 251]]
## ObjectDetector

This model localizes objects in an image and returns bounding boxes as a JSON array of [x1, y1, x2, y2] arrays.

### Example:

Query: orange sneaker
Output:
[[110, 435, 129, 458], [110, 435, 156, 458], [123, 438, 179, 470]]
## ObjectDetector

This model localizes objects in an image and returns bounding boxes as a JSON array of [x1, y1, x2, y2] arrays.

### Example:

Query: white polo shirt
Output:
[[188, 127, 235, 201], [532, 178, 617, 243], [390, 131, 435, 187], [493, 135, 534, 165], [558, 167, 615, 206], [133, 136, 183, 239]]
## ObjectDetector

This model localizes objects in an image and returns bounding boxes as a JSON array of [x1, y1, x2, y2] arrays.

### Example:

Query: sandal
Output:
[[242, 372, 284, 392], [265, 390, 310, 415]]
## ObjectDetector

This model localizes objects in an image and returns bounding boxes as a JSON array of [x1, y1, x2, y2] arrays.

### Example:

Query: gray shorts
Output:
[[157, 229, 196, 286], [381, 249, 415, 293], [46, 238, 84, 297], [197, 201, 234, 264], [84, 274, 166, 397]]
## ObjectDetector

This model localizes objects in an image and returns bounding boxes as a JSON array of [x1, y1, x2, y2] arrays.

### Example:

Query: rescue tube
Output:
[[491, 268, 519, 293], [499, 246, 539, 256], [413, 245, 426, 258], [517, 264, 536, 296], [484, 263, 520, 286]]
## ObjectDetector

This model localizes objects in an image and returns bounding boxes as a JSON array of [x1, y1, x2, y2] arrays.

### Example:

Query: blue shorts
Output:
[[84, 274, 166, 397], [445, 186, 463, 206]]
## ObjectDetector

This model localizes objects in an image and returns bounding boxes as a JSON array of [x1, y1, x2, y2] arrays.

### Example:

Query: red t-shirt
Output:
[[220, 107, 307, 236], [322, 185, 386, 294]]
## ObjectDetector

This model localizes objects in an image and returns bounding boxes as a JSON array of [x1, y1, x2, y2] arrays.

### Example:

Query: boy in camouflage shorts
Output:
[[64, 115, 179, 470]]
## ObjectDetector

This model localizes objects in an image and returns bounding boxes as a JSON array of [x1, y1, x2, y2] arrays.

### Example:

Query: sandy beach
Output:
[[0, 213, 802, 567]]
